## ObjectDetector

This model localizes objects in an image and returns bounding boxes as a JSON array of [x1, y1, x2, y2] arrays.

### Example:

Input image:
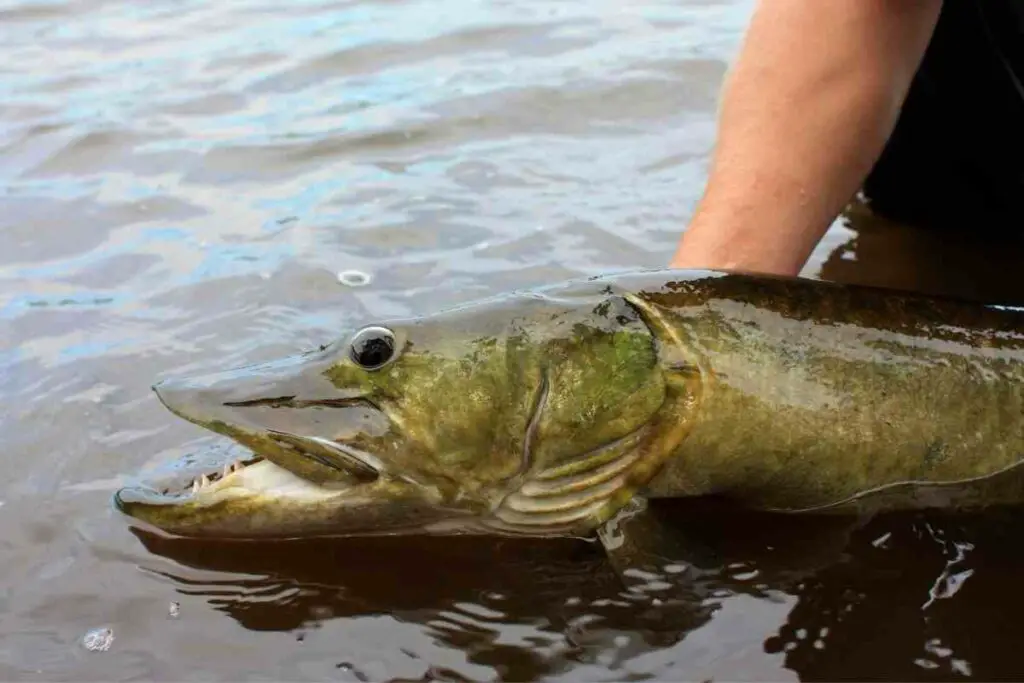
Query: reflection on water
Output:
[[3, 0, 1024, 680], [126, 500, 1024, 681], [816, 200, 1024, 306]]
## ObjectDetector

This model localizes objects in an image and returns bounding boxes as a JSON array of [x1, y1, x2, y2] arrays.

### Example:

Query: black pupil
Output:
[[351, 329, 394, 369]]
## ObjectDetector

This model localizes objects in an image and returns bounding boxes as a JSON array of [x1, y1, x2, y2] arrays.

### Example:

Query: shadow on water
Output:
[[818, 200, 1024, 306], [129, 494, 1024, 681], [130, 521, 715, 681]]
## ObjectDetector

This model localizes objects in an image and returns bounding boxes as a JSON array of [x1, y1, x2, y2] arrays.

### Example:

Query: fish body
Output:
[[114, 269, 1024, 540], [634, 271, 1024, 513]]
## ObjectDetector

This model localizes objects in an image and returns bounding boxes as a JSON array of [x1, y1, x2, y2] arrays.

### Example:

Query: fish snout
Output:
[[152, 374, 225, 424], [152, 353, 388, 443]]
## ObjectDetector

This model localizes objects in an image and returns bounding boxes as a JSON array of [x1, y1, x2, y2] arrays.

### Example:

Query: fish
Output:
[[114, 268, 1024, 547]]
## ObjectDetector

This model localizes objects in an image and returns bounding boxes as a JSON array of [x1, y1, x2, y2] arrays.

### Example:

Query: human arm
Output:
[[669, 0, 943, 276]]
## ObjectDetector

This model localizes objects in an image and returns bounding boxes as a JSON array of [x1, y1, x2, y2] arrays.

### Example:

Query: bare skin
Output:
[[670, 0, 943, 276]]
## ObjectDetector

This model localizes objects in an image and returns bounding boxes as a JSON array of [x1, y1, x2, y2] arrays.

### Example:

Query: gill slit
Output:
[[623, 292, 698, 374], [517, 369, 550, 479]]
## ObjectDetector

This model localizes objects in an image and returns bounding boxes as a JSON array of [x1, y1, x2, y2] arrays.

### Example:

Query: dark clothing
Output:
[[863, 0, 1024, 235]]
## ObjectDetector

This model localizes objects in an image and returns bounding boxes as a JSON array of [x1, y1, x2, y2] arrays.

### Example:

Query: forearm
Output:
[[670, 0, 942, 276]]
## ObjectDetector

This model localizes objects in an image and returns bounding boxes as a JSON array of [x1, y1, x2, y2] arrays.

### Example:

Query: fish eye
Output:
[[349, 326, 397, 370]]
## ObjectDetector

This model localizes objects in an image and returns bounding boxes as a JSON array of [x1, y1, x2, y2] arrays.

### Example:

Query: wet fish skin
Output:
[[633, 270, 1024, 513], [114, 269, 1024, 540]]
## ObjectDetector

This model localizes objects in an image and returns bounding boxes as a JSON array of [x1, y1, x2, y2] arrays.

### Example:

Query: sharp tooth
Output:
[[191, 479, 200, 493], [231, 461, 243, 472], [200, 474, 210, 487], [222, 464, 231, 478]]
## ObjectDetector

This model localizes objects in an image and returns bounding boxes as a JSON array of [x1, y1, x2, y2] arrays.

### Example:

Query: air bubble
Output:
[[337, 270, 371, 287], [82, 627, 113, 652]]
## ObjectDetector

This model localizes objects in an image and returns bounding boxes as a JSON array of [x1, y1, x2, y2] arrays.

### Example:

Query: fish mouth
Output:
[[112, 437, 475, 541], [114, 433, 383, 510], [143, 369, 392, 497]]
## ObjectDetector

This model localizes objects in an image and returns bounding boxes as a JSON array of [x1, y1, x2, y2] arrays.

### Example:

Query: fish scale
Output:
[[115, 268, 1024, 542]]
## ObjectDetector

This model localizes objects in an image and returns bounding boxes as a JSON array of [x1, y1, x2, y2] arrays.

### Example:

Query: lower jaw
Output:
[[113, 459, 467, 540], [116, 497, 479, 543], [114, 456, 354, 513]]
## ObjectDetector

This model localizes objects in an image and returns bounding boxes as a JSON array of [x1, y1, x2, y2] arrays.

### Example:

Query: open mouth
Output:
[[117, 434, 384, 509], [151, 455, 260, 498]]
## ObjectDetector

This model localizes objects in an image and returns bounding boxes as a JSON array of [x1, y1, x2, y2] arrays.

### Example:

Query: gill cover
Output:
[[320, 280, 703, 537], [481, 288, 703, 535]]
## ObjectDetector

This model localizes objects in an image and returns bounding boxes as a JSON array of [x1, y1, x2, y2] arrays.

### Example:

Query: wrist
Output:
[[670, 189, 830, 277]]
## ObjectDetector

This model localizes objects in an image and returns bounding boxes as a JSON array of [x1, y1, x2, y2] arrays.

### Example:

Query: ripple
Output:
[[9, 0, 962, 681], [0, 1, 72, 23], [27, 130, 162, 177]]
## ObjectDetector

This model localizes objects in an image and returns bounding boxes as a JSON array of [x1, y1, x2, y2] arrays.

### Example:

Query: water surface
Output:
[[4, 0, 1024, 680]]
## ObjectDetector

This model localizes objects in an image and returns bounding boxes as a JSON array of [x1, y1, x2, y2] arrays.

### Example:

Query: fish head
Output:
[[115, 277, 702, 539]]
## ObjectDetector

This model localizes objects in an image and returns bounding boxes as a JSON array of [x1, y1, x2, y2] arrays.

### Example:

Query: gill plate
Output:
[[484, 291, 707, 537]]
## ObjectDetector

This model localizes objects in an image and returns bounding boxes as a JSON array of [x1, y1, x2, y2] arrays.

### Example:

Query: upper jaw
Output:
[[150, 370, 391, 487], [265, 431, 383, 483]]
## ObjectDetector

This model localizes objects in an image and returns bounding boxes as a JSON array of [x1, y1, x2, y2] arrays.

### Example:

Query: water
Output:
[[4, 0, 1024, 680]]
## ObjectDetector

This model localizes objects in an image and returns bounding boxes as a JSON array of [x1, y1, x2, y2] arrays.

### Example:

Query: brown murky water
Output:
[[5, 0, 1024, 680]]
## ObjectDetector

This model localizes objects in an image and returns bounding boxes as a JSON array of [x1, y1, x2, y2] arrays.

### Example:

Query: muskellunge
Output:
[[114, 268, 1024, 545]]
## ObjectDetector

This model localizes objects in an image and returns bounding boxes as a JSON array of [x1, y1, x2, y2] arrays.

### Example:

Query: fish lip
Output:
[[266, 431, 383, 481], [114, 431, 385, 512], [310, 436, 386, 474], [149, 376, 387, 484]]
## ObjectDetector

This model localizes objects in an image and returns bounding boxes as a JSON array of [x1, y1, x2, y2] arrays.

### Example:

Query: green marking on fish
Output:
[[114, 268, 1024, 547]]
